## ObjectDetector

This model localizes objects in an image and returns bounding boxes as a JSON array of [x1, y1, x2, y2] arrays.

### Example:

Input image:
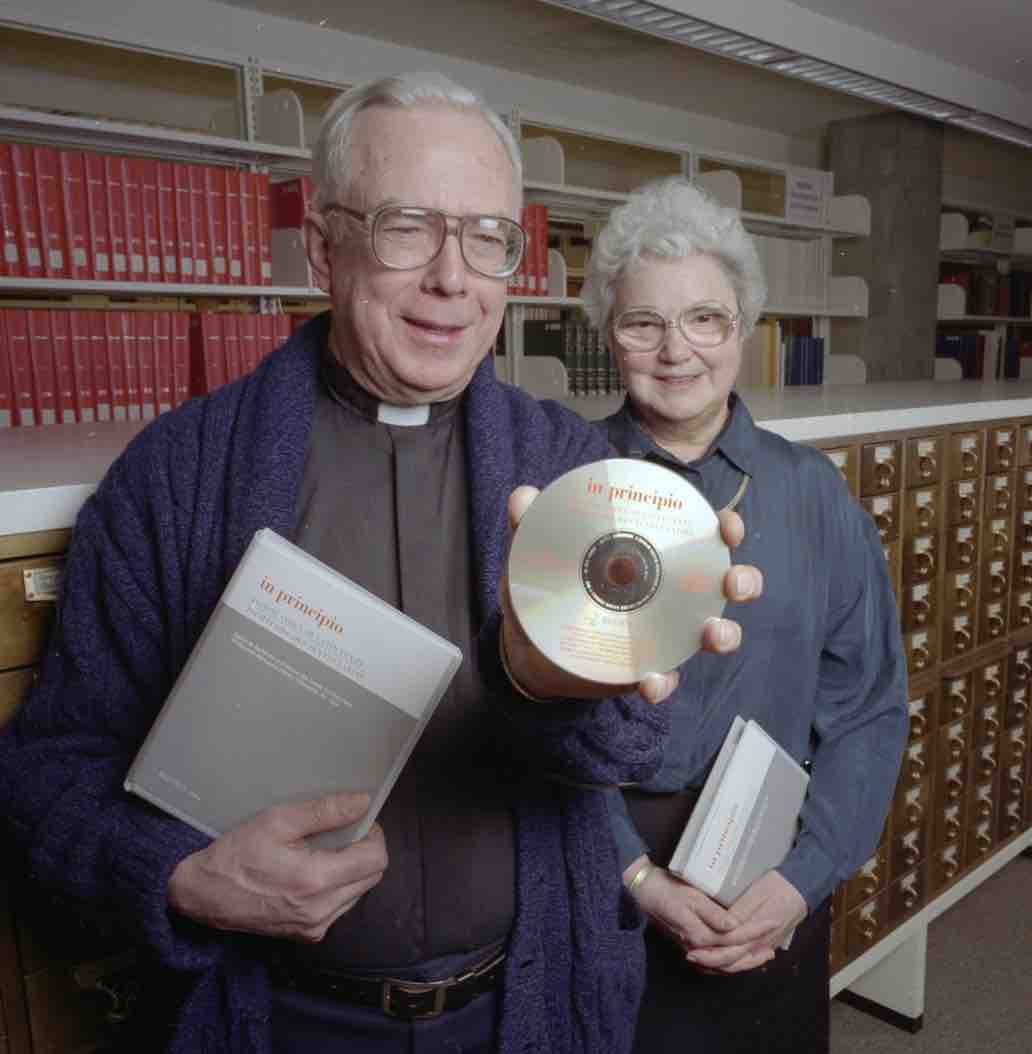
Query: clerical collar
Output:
[[320, 347, 461, 426]]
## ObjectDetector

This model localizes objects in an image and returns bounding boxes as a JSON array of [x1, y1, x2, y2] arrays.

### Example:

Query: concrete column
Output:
[[828, 113, 943, 382]]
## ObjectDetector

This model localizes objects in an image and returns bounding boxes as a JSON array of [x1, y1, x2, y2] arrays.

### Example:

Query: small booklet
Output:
[[125, 528, 462, 849], [667, 716, 809, 907]]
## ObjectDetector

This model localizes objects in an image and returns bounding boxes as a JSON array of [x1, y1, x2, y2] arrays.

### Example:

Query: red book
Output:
[[172, 313, 191, 405], [50, 311, 77, 424], [207, 166, 229, 285], [122, 156, 146, 280], [0, 144, 23, 276], [225, 169, 244, 285], [120, 311, 141, 419], [104, 154, 129, 281], [137, 159, 163, 281], [156, 161, 178, 282], [89, 311, 112, 420], [5, 309, 35, 426], [190, 164, 212, 284], [240, 171, 259, 287], [222, 312, 242, 382], [35, 146, 69, 277], [537, 204, 550, 296], [189, 312, 226, 394], [84, 152, 113, 281], [256, 172, 272, 284], [10, 143, 44, 279], [257, 312, 275, 363], [172, 163, 195, 283], [153, 311, 174, 414], [27, 309, 58, 425], [105, 310, 128, 420], [69, 310, 95, 422], [238, 313, 259, 374], [58, 151, 91, 280], [135, 311, 157, 419], [0, 311, 13, 426], [269, 176, 313, 228], [274, 312, 291, 348]]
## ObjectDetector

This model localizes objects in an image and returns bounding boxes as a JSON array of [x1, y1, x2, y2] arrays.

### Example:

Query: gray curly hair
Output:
[[311, 72, 522, 213], [581, 177, 766, 339]]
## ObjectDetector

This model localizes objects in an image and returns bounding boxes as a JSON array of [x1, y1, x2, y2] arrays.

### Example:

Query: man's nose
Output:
[[423, 228, 467, 295]]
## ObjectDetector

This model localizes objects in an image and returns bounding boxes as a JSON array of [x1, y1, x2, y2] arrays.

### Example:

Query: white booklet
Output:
[[667, 716, 809, 907], [125, 528, 462, 849]]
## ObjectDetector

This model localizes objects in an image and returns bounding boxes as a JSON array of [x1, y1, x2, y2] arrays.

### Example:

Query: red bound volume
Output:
[[0, 144, 20, 276], [84, 153, 113, 281], [135, 311, 157, 420], [274, 312, 291, 349], [122, 156, 146, 280], [5, 309, 35, 426], [207, 167, 229, 285], [50, 311, 77, 424], [190, 164, 212, 284], [0, 311, 13, 426], [172, 313, 191, 405], [239, 313, 259, 374], [35, 146, 69, 278], [256, 172, 272, 285], [190, 312, 226, 395], [59, 151, 91, 280], [105, 311, 128, 420], [27, 309, 58, 425], [89, 312, 112, 420], [269, 176, 312, 228], [222, 312, 242, 382], [156, 161, 178, 282], [257, 312, 275, 363], [104, 154, 129, 281], [120, 311, 141, 420], [69, 310, 95, 422], [138, 159, 163, 281], [10, 144, 44, 279], [225, 170, 244, 285], [240, 171, 259, 287], [153, 311, 174, 414], [172, 163, 195, 283], [537, 204, 550, 296]]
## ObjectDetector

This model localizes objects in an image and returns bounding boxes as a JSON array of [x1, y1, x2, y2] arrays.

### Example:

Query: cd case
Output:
[[125, 528, 462, 849], [667, 717, 809, 907]]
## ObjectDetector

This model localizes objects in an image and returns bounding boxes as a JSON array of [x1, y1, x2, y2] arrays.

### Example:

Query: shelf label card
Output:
[[991, 214, 1016, 253], [785, 167, 828, 226]]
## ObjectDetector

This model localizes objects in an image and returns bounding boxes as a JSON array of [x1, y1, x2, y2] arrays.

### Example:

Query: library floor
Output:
[[830, 853, 1032, 1053]]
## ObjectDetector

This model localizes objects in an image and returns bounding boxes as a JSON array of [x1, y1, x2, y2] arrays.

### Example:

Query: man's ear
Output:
[[303, 211, 332, 293]]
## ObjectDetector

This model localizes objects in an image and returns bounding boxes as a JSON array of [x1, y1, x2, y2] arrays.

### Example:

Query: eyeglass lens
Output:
[[373, 207, 523, 276], [615, 307, 735, 352]]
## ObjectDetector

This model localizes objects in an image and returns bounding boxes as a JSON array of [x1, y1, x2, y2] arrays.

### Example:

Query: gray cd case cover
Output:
[[667, 716, 809, 907], [125, 528, 462, 849]]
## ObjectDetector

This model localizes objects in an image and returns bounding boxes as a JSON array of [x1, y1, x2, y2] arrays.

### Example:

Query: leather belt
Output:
[[271, 949, 506, 1020]]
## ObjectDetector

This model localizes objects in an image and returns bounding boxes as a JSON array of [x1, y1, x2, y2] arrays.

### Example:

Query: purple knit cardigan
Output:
[[0, 315, 669, 1054]]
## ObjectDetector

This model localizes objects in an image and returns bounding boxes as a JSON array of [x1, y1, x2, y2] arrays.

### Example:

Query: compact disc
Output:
[[508, 459, 730, 685]]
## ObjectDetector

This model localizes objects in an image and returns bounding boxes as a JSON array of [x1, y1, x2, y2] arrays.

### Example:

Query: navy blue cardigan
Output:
[[0, 315, 669, 1054]]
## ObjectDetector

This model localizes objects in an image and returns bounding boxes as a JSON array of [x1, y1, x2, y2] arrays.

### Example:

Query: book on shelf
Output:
[[668, 716, 809, 908], [125, 528, 462, 849]]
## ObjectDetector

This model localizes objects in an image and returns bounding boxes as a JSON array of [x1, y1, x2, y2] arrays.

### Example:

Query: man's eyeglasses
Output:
[[613, 304, 739, 354], [322, 203, 526, 280]]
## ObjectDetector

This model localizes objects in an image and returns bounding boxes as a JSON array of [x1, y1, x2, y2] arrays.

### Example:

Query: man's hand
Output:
[[623, 855, 737, 948], [500, 486, 763, 704], [168, 792, 387, 943], [680, 870, 808, 974]]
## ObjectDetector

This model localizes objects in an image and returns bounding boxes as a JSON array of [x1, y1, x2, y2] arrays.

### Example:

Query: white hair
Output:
[[311, 72, 523, 211], [581, 177, 767, 338]]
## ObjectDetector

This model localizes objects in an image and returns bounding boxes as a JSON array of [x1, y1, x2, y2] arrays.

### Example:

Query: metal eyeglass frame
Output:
[[612, 304, 740, 353]]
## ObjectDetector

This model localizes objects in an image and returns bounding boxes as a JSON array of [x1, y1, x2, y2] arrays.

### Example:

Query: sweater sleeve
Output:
[[0, 433, 226, 974]]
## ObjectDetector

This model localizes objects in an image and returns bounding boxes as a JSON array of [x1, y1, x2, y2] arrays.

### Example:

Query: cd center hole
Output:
[[606, 555, 638, 588]]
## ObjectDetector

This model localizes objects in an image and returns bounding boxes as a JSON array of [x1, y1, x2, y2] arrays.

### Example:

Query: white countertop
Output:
[[5, 380, 1032, 537]]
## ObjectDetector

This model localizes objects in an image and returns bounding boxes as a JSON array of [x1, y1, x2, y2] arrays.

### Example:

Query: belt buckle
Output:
[[381, 978, 447, 1020]]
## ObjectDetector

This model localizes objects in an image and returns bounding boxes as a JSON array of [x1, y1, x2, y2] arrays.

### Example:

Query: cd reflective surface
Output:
[[508, 459, 730, 684]]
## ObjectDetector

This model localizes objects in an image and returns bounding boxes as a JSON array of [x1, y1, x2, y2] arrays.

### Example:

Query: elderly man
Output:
[[0, 75, 759, 1054]]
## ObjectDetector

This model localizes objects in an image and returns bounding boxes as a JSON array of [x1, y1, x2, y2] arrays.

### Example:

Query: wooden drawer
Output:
[[903, 627, 937, 677], [860, 441, 901, 496], [889, 818, 928, 880], [942, 611, 975, 661], [965, 815, 997, 867], [901, 484, 940, 536], [902, 533, 938, 584], [1011, 588, 1032, 633], [0, 555, 63, 672], [945, 522, 978, 574], [899, 737, 931, 789], [985, 424, 1018, 474], [1000, 724, 1029, 768], [1017, 465, 1032, 508], [861, 492, 899, 543], [998, 796, 1025, 841], [947, 430, 983, 480], [945, 477, 981, 526], [901, 579, 937, 634], [1008, 644, 1032, 696], [973, 654, 1008, 709], [894, 773, 932, 831], [971, 742, 1000, 784], [983, 471, 1015, 520], [935, 757, 968, 812], [933, 799, 964, 849], [972, 701, 1003, 749], [939, 714, 972, 766], [845, 891, 888, 959], [904, 435, 943, 489], [1004, 686, 1029, 730], [941, 673, 972, 724], [982, 515, 1011, 561], [887, 866, 926, 925], [906, 679, 937, 743], [822, 445, 859, 496], [928, 841, 964, 892], [1002, 758, 1026, 801], [981, 556, 1010, 607], [881, 539, 901, 599], [0, 668, 36, 730], [844, 845, 888, 911], [1012, 547, 1032, 591], [1017, 509, 1032, 550], [979, 598, 1009, 646]]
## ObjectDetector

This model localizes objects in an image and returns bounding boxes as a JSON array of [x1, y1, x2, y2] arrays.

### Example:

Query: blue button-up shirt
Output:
[[601, 393, 908, 910]]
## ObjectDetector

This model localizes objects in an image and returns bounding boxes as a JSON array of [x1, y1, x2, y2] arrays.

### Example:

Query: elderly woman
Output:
[[581, 177, 908, 1053]]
